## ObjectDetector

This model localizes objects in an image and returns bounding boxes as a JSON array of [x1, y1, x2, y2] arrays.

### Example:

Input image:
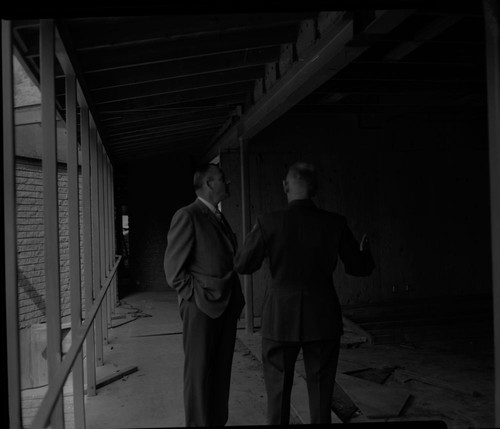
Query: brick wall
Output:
[[16, 158, 85, 329]]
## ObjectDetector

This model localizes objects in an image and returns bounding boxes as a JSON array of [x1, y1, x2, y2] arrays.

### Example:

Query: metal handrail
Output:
[[29, 255, 122, 429]]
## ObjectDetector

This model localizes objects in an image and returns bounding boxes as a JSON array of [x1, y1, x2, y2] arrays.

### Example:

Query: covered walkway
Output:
[[2, 4, 499, 428]]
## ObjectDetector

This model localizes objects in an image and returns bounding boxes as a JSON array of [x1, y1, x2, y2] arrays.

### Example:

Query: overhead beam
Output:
[[96, 93, 245, 116], [316, 77, 486, 93], [84, 46, 281, 89], [203, 9, 415, 162], [334, 61, 484, 81], [106, 116, 227, 139], [110, 131, 215, 153], [66, 13, 315, 50], [94, 81, 255, 109], [383, 15, 462, 60], [71, 26, 297, 73], [88, 66, 263, 103], [103, 108, 232, 132], [99, 105, 229, 125], [109, 124, 221, 147]]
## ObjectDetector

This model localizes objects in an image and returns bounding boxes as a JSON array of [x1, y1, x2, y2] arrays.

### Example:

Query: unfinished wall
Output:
[[14, 106, 86, 329], [222, 111, 491, 314], [16, 158, 85, 328], [127, 154, 195, 291]]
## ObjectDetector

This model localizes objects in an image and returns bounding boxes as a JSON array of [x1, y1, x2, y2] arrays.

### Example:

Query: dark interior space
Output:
[[4, 1, 497, 426]]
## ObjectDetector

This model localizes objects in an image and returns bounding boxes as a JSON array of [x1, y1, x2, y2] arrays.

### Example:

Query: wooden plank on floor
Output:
[[96, 365, 138, 389], [336, 372, 410, 419], [343, 315, 373, 344], [336, 360, 369, 375], [344, 367, 394, 384], [393, 369, 472, 395], [332, 381, 358, 422], [84, 365, 138, 393]]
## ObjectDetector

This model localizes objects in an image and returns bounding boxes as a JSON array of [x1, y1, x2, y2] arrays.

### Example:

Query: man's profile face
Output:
[[209, 166, 230, 201]]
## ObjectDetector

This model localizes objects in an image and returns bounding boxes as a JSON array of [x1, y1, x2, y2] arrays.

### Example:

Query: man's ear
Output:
[[206, 178, 214, 190], [282, 179, 288, 194]]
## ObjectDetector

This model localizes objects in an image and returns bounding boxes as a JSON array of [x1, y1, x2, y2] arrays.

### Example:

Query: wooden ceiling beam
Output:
[[337, 60, 484, 81], [106, 115, 227, 139], [109, 123, 221, 146], [383, 15, 462, 60], [287, 103, 486, 115], [83, 46, 280, 88], [66, 13, 315, 49], [203, 9, 416, 162], [110, 129, 214, 152], [88, 66, 264, 104], [315, 77, 485, 93], [97, 94, 242, 116], [71, 26, 298, 71], [102, 107, 233, 131], [94, 81, 253, 111]]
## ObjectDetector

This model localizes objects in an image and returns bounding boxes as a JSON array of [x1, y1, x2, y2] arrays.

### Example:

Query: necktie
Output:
[[214, 208, 223, 223], [215, 209, 236, 248]]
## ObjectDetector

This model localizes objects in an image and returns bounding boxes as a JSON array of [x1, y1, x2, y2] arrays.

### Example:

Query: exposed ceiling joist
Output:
[[203, 9, 416, 162]]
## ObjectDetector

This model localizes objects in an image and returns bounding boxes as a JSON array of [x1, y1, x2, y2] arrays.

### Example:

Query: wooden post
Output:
[[105, 157, 112, 322], [484, 0, 500, 426], [90, 126, 104, 366], [2, 19, 22, 429], [110, 163, 118, 308], [66, 71, 86, 428], [102, 151, 109, 328], [238, 108, 254, 333], [81, 108, 97, 396], [98, 143, 108, 345], [40, 18, 64, 429]]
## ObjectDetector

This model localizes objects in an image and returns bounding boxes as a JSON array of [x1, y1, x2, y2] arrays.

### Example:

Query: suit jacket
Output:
[[234, 198, 374, 341], [164, 198, 245, 319]]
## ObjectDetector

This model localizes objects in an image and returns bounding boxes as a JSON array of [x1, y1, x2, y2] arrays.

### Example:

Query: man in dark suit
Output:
[[164, 163, 245, 427], [234, 161, 374, 425]]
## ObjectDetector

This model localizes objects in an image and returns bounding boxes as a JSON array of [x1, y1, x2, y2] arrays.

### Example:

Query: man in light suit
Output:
[[234, 161, 374, 425], [164, 163, 245, 427]]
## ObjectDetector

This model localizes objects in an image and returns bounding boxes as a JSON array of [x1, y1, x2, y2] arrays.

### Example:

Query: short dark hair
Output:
[[193, 163, 220, 190], [288, 161, 318, 196]]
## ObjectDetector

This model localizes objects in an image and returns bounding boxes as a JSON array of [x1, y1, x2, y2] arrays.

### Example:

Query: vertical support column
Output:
[[104, 154, 111, 326], [81, 107, 96, 396], [110, 163, 118, 308], [484, 0, 500, 426], [106, 158, 115, 316], [238, 113, 254, 333], [66, 72, 85, 428], [98, 143, 108, 345], [40, 18, 64, 429], [3, 19, 22, 429], [90, 126, 103, 366]]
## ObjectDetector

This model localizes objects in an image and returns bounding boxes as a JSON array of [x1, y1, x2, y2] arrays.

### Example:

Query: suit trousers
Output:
[[179, 293, 239, 427], [262, 337, 341, 425]]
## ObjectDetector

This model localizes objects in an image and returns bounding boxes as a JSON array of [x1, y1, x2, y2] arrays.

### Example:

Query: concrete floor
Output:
[[84, 291, 494, 428], [84, 291, 271, 428]]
